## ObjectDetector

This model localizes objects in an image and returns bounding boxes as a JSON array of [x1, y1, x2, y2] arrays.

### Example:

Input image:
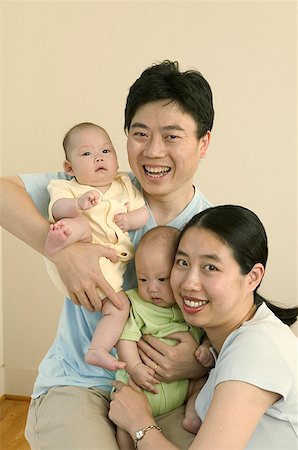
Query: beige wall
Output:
[[1, 1, 297, 395]]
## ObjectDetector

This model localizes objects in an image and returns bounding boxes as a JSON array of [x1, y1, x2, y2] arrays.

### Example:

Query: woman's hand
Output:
[[137, 332, 209, 382], [49, 242, 122, 311], [109, 380, 154, 436]]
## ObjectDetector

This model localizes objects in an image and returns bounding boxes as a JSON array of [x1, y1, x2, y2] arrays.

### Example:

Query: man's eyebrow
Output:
[[130, 122, 148, 129], [130, 122, 185, 132], [163, 124, 185, 132]]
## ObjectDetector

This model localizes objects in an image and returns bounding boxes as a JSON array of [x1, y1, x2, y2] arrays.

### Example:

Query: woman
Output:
[[109, 205, 298, 450]]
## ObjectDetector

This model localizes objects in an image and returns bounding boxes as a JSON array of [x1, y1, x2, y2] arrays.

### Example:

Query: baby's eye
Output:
[[138, 278, 147, 283], [82, 151, 92, 156], [102, 149, 110, 153], [158, 277, 166, 282]]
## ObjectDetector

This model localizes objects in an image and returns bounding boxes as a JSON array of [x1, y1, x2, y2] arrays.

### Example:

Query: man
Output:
[[0, 60, 214, 449]]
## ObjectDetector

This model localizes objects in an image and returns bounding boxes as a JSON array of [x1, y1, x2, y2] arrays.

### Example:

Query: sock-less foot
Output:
[[45, 221, 72, 256], [85, 347, 126, 371], [183, 415, 202, 434]]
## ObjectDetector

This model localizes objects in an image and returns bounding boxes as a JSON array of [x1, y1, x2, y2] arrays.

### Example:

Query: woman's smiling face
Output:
[[170, 227, 252, 331]]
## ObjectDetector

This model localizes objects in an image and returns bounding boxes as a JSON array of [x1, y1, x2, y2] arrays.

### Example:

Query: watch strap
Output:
[[134, 425, 162, 448]]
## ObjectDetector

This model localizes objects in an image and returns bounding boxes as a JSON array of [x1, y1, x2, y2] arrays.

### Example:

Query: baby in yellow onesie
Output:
[[44, 122, 149, 371]]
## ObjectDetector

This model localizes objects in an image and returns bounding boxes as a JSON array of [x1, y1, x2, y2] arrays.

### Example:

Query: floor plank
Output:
[[0, 399, 30, 449]]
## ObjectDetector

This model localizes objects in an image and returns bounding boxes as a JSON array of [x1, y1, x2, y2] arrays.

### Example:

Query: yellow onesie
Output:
[[45, 172, 145, 299]]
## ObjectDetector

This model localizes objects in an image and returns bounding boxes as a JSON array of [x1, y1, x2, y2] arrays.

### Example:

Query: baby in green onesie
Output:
[[116, 226, 214, 449]]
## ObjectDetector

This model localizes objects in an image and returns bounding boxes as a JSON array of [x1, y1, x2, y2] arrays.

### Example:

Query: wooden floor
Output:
[[0, 399, 30, 449]]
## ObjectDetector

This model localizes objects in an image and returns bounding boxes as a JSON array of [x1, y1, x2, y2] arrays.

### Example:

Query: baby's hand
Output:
[[78, 190, 100, 210], [195, 344, 215, 368], [130, 363, 160, 394], [114, 212, 130, 232]]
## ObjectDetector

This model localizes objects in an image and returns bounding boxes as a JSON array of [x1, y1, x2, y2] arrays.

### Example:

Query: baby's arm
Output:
[[195, 337, 215, 368], [52, 189, 100, 220], [46, 190, 100, 257], [114, 205, 149, 232], [116, 339, 159, 394]]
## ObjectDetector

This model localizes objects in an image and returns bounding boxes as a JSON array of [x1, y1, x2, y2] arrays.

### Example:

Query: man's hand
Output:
[[137, 332, 209, 382], [49, 241, 123, 311]]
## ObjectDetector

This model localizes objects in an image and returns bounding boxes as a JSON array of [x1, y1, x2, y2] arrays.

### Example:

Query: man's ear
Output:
[[63, 159, 74, 176], [247, 263, 265, 292], [198, 131, 211, 160]]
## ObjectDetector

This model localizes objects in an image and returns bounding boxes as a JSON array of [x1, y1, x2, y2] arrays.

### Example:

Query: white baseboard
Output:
[[5, 367, 37, 396]]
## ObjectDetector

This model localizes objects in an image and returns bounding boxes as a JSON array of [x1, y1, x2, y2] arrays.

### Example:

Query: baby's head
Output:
[[135, 226, 180, 308], [62, 122, 119, 187]]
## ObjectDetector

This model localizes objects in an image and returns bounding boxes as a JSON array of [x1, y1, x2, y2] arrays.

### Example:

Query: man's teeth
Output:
[[184, 299, 208, 308], [144, 166, 170, 175]]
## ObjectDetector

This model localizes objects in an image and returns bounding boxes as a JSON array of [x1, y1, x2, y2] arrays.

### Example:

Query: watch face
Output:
[[136, 430, 144, 440]]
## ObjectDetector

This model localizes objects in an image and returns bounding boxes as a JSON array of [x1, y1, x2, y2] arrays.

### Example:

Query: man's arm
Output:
[[137, 332, 209, 382], [0, 175, 123, 311], [0, 176, 49, 254]]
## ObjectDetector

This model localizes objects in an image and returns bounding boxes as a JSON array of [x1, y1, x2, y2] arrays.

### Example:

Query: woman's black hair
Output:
[[179, 205, 298, 326]]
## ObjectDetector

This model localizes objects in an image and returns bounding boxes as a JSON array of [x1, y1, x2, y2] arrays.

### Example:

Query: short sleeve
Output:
[[20, 172, 70, 219], [47, 179, 76, 222], [214, 327, 294, 401], [120, 306, 143, 342], [117, 172, 145, 211]]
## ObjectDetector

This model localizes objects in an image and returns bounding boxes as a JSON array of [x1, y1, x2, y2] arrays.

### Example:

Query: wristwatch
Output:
[[134, 425, 162, 448]]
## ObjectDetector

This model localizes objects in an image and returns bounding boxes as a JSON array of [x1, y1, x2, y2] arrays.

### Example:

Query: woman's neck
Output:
[[206, 302, 257, 355], [144, 185, 195, 225]]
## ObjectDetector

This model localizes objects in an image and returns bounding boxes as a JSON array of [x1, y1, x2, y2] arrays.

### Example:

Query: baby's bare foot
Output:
[[183, 415, 202, 434], [85, 347, 126, 371], [45, 221, 72, 256]]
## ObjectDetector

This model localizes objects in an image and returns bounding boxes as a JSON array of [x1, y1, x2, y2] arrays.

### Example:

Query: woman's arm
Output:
[[189, 381, 281, 450], [0, 175, 123, 311], [137, 332, 209, 381], [109, 379, 280, 450], [109, 380, 179, 450]]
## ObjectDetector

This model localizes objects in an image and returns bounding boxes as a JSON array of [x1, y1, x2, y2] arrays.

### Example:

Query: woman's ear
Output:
[[247, 263, 265, 292], [63, 159, 74, 176]]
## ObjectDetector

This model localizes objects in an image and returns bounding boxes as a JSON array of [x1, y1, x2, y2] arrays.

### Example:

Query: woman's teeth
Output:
[[184, 299, 208, 308]]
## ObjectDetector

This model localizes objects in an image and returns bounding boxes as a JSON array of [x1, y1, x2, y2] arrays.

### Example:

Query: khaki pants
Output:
[[25, 386, 195, 450]]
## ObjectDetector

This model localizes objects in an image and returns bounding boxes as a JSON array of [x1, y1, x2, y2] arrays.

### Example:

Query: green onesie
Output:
[[116, 289, 204, 416]]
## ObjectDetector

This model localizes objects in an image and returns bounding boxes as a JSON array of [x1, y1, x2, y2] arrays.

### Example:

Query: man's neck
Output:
[[144, 185, 195, 225]]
